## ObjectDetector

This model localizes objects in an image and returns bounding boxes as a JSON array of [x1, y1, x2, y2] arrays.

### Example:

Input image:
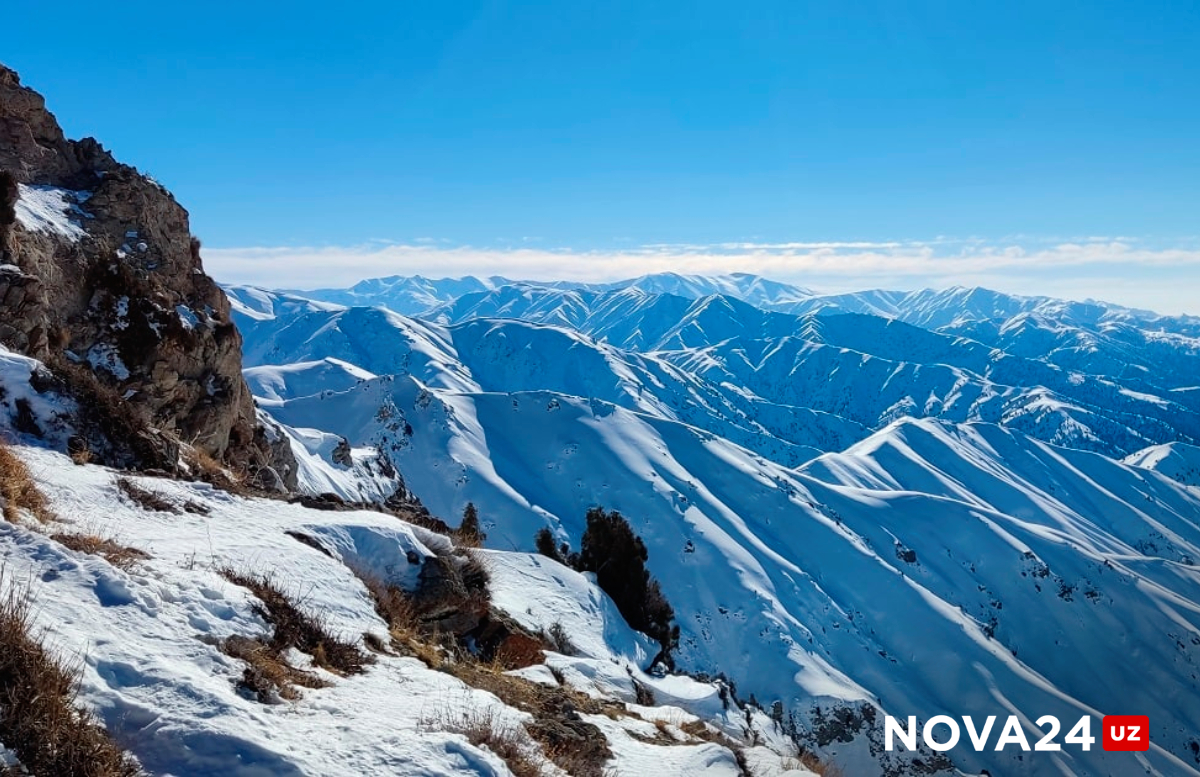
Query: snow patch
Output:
[[14, 184, 91, 241]]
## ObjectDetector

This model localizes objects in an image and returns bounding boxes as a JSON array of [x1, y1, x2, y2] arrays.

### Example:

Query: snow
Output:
[[87, 342, 130, 380], [1125, 441, 1200, 487], [225, 274, 1200, 774], [0, 451, 495, 776], [275, 420, 405, 503], [0, 344, 75, 446], [245, 358, 376, 402], [175, 304, 199, 330], [0, 444, 817, 777], [249, 365, 1200, 773], [12, 269, 1200, 773], [483, 551, 657, 665], [13, 184, 91, 240]]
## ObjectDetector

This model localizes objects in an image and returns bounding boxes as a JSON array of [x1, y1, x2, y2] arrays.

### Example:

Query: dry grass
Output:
[[220, 634, 329, 703], [417, 643, 614, 775], [781, 753, 842, 776], [354, 570, 450, 668], [0, 579, 142, 776], [115, 477, 179, 514], [0, 441, 55, 523], [421, 706, 544, 777], [219, 568, 371, 699], [50, 533, 149, 571], [807, 757, 844, 776], [352, 567, 614, 775], [184, 447, 248, 495], [494, 633, 545, 670]]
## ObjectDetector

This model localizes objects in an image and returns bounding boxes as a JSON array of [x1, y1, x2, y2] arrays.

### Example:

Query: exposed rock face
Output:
[[0, 64, 295, 488]]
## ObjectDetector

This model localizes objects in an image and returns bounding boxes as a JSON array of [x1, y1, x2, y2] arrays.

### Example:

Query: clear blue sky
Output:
[[6, 1, 1200, 310]]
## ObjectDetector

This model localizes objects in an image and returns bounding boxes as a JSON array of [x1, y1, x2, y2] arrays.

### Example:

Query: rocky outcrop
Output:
[[0, 64, 294, 489]]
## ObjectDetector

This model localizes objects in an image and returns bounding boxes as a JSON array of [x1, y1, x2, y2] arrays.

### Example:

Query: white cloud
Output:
[[203, 238, 1200, 315]]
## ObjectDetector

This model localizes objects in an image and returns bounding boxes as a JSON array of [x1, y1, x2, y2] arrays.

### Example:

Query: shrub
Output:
[[533, 527, 562, 562], [421, 706, 543, 777], [220, 570, 370, 679], [220, 634, 328, 703], [115, 477, 179, 514], [0, 439, 54, 523], [542, 621, 577, 656], [0, 578, 142, 776], [50, 533, 149, 571]]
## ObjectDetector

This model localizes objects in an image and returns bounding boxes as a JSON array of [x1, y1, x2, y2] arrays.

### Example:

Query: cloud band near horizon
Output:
[[202, 238, 1200, 316]]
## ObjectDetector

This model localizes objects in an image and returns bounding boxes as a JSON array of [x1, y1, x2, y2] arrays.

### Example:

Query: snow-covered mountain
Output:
[[10, 61, 1199, 777], [1125, 441, 1200, 487], [227, 283, 1200, 461], [288, 272, 814, 317], [224, 363, 1200, 775], [214, 274, 1200, 775]]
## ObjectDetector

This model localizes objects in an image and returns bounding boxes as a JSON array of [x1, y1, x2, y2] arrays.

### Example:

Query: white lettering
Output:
[[995, 715, 1031, 751], [923, 716, 960, 752], [963, 715, 996, 750], [885, 716, 918, 751], [1034, 715, 1061, 751]]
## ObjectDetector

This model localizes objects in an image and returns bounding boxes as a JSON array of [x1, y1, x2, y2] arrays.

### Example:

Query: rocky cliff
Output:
[[0, 64, 294, 488]]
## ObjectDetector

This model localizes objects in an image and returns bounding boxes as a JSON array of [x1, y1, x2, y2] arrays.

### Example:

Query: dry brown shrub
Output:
[[220, 634, 328, 703], [421, 706, 544, 777], [115, 477, 179, 513], [0, 579, 142, 776], [220, 569, 370, 677], [50, 533, 149, 571], [0, 441, 54, 523]]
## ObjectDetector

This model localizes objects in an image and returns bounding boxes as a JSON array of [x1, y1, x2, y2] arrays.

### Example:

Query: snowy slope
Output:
[[254, 365, 1200, 774], [230, 288, 1199, 461], [244, 358, 376, 402], [229, 296, 861, 466], [1125, 441, 1200, 487], [1, 442, 819, 777], [211, 275, 1200, 773]]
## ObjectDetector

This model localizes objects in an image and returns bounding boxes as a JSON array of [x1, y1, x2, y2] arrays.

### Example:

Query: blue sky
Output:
[[6, 1, 1200, 311]]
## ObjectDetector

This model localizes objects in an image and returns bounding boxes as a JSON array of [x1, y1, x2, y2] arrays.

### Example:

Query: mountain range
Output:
[[218, 272, 1200, 775]]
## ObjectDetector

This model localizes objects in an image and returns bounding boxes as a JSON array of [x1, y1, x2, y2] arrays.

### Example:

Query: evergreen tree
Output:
[[576, 507, 677, 662], [457, 502, 485, 546], [534, 527, 562, 562]]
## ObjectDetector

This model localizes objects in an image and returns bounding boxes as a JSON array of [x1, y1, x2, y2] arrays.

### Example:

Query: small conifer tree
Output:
[[457, 502, 485, 546]]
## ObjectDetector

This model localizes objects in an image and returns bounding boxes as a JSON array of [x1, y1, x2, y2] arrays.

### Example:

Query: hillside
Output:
[[0, 439, 822, 776], [4, 64, 1200, 777], [222, 274, 1200, 775]]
